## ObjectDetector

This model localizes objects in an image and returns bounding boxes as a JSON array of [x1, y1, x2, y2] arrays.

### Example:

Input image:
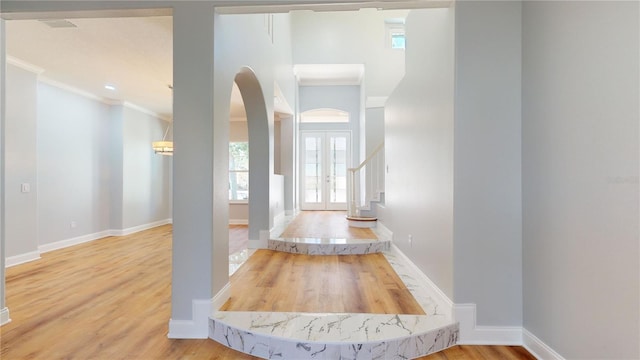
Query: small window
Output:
[[385, 19, 406, 50], [229, 142, 249, 201], [300, 108, 349, 123], [391, 32, 406, 49]]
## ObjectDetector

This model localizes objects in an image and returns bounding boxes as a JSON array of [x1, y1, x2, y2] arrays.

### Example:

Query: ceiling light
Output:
[[152, 122, 173, 156], [104, 84, 116, 91]]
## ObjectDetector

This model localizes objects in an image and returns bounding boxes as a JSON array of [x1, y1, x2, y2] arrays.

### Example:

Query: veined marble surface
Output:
[[210, 312, 458, 360], [268, 237, 390, 255], [229, 248, 255, 276], [382, 249, 453, 318]]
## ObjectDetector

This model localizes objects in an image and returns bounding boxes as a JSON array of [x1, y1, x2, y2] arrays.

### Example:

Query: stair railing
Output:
[[347, 142, 384, 218]]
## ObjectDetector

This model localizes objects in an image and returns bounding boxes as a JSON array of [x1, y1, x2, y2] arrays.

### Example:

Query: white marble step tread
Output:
[[268, 237, 390, 255], [210, 311, 458, 359]]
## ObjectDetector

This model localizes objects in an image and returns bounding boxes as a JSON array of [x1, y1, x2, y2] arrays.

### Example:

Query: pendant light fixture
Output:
[[152, 121, 173, 156]]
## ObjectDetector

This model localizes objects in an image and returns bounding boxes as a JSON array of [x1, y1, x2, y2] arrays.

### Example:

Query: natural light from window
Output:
[[229, 142, 249, 201], [300, 108, 349, 123]]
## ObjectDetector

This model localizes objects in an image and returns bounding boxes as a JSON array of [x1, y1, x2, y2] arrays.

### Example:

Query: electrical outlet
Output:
[[408, 234, 413, 246], [70, 221, 77, 229]]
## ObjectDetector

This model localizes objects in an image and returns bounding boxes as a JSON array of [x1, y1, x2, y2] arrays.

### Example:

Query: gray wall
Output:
[[299, 85, 362, 166], [522, 1, 639, 358], [453, 1, 523, 326], [5, 64, 38, 258], [381, 7, 455, 297]]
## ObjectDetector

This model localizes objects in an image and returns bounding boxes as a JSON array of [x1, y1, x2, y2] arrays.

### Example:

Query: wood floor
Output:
[[280, 210, 377, 239], [1, 216, 535, 359], [221, 250, 425, 314], [229, 224, 248, 254]]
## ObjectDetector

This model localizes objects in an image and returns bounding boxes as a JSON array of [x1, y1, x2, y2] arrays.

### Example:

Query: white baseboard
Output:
[[454, 304, 522, 345], [248, 230, 270, 249], [523, 328, 565, 360], [273, 212, 286, 228], [1, 307, 11, 326], [212, 282, 231, 311], [229, 219, 248, 225], [7, 220, 173, 267], [6, 250, 41, 268], [374, 220, 393, 240], [38, 230, 113, 254], [388, 244, 453, 314], [111, 218, 172, 236], [168, 298, 214, 339]]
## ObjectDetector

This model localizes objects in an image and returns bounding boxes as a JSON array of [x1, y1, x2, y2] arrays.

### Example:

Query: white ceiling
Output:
[[7, 16, 175, 119], [4, 4, 418, 121]]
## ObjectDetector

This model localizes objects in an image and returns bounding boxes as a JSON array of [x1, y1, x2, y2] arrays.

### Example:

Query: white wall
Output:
[[2, 68, 173, 261], [121, 106, 172, 229], [5, 64, 38, 259], [453, 1, 523, 327], [381, 7, 455, 297], [364, 107, 384, 155], [37, 82, 112, 246], [522, 1, 639, 358], [291, 9, 407, 98]]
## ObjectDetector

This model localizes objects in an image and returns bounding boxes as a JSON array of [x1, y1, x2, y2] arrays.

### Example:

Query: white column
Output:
[[169, 3, 227, 339]]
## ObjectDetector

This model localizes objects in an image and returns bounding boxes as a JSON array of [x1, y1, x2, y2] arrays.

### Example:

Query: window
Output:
[[385, 19, 406, 50], [300, 108, 349, 123], [391, 32, 406, 49], [229, 142, 249, 201]]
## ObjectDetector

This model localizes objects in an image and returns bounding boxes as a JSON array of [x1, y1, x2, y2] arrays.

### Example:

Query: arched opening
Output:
[[233, 67, 270, 249]]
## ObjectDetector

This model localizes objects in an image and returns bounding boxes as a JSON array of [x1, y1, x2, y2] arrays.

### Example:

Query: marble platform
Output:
[[267, 216, 392, 256], [210, 312, 458, 359], [212, 242, 458, 359], [214, 216, 458, 359], [268, 237, 390, 255]]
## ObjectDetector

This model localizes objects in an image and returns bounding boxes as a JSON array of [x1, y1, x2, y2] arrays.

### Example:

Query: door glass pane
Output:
[[329, 135, 348, 203], [304, 136, 322, 203]]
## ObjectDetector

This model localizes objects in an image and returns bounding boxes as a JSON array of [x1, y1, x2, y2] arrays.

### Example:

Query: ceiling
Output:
[[4, 4, 416, 121], [7, 16, 175, 119]]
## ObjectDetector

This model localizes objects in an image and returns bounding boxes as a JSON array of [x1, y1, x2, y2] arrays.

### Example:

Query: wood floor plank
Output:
[[1, 220, 535, 359], [220, 250, 425, 314], [280, 210, 377, 239]]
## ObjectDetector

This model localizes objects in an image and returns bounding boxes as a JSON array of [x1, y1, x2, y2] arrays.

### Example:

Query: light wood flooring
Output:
[[221, 250, 424, 314], [1, 214, 535, 359], [229, 224, 248, 254], [280, 210, 377, 239]]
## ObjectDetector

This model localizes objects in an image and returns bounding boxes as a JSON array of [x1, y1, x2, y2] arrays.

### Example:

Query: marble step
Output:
[[268, 237, 390, 255], [210, 311, 459, 359]]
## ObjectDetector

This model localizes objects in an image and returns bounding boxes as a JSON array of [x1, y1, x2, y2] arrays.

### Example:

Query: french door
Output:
[[300, 131, 351, 210]]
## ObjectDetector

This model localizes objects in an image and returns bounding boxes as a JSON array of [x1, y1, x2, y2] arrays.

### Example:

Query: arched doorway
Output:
[[233, 67, 270, 249]]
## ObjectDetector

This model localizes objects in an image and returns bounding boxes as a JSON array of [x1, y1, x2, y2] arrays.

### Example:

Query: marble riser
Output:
[[210, 312, 459, 359], [268, 238, 390, 255]]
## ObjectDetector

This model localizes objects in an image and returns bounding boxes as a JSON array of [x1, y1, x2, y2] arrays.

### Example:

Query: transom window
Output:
[[300, 108, 349, 123]]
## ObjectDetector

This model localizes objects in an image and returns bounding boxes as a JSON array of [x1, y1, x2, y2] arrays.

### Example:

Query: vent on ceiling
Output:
[[38, 19, 77, 28]]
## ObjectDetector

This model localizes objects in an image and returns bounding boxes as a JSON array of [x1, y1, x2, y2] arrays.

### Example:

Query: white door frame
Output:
[[299, 131, 351, 211]]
